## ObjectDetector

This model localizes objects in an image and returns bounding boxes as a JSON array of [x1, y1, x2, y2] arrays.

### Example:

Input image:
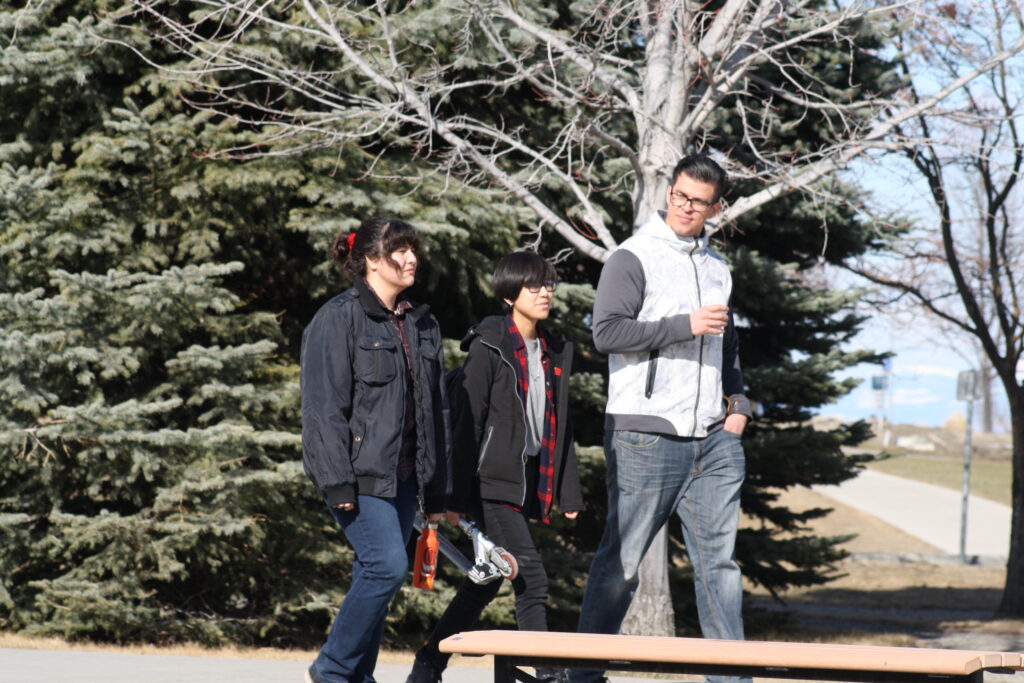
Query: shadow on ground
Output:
[[746, 562, 1024, 654]]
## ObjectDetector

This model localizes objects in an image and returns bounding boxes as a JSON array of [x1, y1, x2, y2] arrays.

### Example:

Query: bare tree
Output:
[[100, 0, 1024, 630], [104, 0, 1024, 261], [843, 0, 1024, 616]]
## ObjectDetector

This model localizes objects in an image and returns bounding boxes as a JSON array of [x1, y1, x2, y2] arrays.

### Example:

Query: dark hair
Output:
[[331, 217, 420, 279], [669, 153, 728, 202], [492, 251, 558, 307]]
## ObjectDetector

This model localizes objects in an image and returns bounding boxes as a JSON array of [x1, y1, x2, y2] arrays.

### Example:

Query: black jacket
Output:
[[447, 315, 583, 515], [300, 279, 448, 512]]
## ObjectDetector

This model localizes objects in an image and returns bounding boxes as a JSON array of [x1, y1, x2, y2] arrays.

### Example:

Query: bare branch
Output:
[[100, 0, 1024, 261]]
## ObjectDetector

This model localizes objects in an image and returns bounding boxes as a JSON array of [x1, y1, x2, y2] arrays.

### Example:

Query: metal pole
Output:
[[958, 397, 974, 563], [884, 365, 893, 447]]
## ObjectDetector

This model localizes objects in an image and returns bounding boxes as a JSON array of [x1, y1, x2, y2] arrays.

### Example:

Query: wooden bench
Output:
[[439, 630, 1024, 683]]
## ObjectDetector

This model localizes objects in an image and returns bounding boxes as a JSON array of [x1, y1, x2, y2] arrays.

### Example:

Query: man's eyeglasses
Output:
[[526, 281, 558, 293], [668, 190, 715, 213]]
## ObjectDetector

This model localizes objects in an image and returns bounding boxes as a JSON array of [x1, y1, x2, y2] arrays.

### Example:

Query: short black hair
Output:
[[492, 251, 557, 305], [669, 153, 728, 202]]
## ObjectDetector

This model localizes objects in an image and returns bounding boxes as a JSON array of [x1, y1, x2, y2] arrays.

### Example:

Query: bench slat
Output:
[[439, 631, 1023, 676], [1002, 652, 1023, 668]]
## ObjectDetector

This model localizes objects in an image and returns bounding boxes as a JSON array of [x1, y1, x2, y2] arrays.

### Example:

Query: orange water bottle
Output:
[[412, 521, 439, 589]]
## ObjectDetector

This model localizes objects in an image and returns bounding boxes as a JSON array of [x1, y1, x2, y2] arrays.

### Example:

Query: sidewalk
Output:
[[812, 468, 1011, 560], [0, 648, 656, 683]]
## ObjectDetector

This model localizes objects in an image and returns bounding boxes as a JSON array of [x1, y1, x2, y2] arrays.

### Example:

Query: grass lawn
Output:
[[864, 454, 1012, 507]]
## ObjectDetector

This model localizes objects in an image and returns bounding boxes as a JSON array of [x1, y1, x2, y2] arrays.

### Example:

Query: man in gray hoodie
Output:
[[571, 153, 753, 683]]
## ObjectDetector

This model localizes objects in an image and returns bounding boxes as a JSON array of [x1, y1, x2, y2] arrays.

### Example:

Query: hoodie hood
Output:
[[459, 314, 505, 352], [636, 210, 709, 254]]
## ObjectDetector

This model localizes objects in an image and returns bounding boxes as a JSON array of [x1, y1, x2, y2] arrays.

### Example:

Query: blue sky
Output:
[[791, 34, 1023, 433], [814, 292, 1016, 432], [815, 158, 1008, 431], [818, 323, 973, 429]]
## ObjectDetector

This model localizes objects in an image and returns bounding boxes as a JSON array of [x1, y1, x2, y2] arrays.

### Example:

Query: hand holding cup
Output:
[[690, 304, 729, 336]]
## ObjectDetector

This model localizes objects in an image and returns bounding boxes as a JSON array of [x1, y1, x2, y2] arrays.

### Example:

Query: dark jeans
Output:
[[311, 476, 418, 683], [417, 490, 549, 669]]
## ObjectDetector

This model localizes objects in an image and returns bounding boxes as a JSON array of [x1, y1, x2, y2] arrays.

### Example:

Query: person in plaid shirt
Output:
[[407, 251, 584, 683]]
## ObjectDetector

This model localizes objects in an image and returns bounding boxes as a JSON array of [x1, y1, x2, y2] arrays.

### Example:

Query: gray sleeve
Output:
[[592, 249, 695, 354]]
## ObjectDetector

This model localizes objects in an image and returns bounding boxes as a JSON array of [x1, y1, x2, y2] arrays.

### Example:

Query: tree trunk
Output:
[[620, 524, 675, 636], [997, 388, 1024, 617]]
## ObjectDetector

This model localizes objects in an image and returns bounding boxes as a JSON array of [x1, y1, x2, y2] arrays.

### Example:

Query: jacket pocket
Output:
[[418, 332, 441, 386], [645, 350, 659, 399], [355, 336, 399, 385]]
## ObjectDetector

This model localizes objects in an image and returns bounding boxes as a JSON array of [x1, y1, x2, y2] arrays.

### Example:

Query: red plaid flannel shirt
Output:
[[505, 315, 558, 523]]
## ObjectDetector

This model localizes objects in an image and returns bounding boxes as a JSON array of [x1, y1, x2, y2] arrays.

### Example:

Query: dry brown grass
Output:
[[761, 484, 943, 555], [865, 454, 1012, 507], [742, 486, 1023, 647], [742, 485, 1002, 591]]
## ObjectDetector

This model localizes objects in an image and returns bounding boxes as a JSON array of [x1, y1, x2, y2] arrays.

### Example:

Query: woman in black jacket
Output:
[[407, 252, 584, 683], [301, 217, 447, 683]]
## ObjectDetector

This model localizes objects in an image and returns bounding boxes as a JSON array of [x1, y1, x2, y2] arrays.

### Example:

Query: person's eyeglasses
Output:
[[668, 190, 714, 213], [526, 280, 557, 294]]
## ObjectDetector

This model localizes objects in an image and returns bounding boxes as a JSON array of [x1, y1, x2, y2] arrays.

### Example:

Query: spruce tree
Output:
[[0, 3, 322, 644], [0, 0, 534, 645]]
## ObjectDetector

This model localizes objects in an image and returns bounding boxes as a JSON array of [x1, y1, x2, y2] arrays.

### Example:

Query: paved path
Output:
[[5, 644, 1022, 683], [0, 648, 654, 683], [813, 468, 1011, 559]]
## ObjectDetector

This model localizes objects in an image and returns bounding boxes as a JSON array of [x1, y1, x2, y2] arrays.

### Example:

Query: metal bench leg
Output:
[[493, 655, 515, 683], [492, 655, 545, 683]]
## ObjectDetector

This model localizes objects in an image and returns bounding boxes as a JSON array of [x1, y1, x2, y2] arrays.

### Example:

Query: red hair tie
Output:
[[346, 232, 356, 252]]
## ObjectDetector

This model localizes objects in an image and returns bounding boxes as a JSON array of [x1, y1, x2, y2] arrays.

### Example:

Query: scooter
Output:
[[413, 517, 518, 585]]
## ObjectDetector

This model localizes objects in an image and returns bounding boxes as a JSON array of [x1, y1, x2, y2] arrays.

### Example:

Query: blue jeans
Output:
[[310, 477, 418, 683], [571, 428, 746, 683]]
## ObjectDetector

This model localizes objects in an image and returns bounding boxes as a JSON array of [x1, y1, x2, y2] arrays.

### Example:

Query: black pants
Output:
[[418, 470, 549, 669]]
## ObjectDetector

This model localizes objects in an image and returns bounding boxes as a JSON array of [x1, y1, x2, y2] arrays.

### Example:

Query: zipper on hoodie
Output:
[[480, 338, 531, 507], [688, 248, 704, 438], [476, 425, 495, 472]]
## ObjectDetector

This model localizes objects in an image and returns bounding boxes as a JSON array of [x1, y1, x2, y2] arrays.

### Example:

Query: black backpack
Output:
[[444, 364, 467, 422], [443, 325, 478, 423]]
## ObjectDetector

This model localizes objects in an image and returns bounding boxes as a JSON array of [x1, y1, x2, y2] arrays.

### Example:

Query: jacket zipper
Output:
[[689, 248, 703, 438], [480, 338, 530, 506], [399, 331, 417, 511], [476, 425, 495, 472]]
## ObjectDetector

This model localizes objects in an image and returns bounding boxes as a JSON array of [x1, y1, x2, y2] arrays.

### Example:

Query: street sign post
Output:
[[872, 373, 891, 446], [956, 370, 982, 563]]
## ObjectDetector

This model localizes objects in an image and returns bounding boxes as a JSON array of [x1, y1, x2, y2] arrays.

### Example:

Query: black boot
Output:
[[405, 657, 444, 683], [536, 667, 568, 683]]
